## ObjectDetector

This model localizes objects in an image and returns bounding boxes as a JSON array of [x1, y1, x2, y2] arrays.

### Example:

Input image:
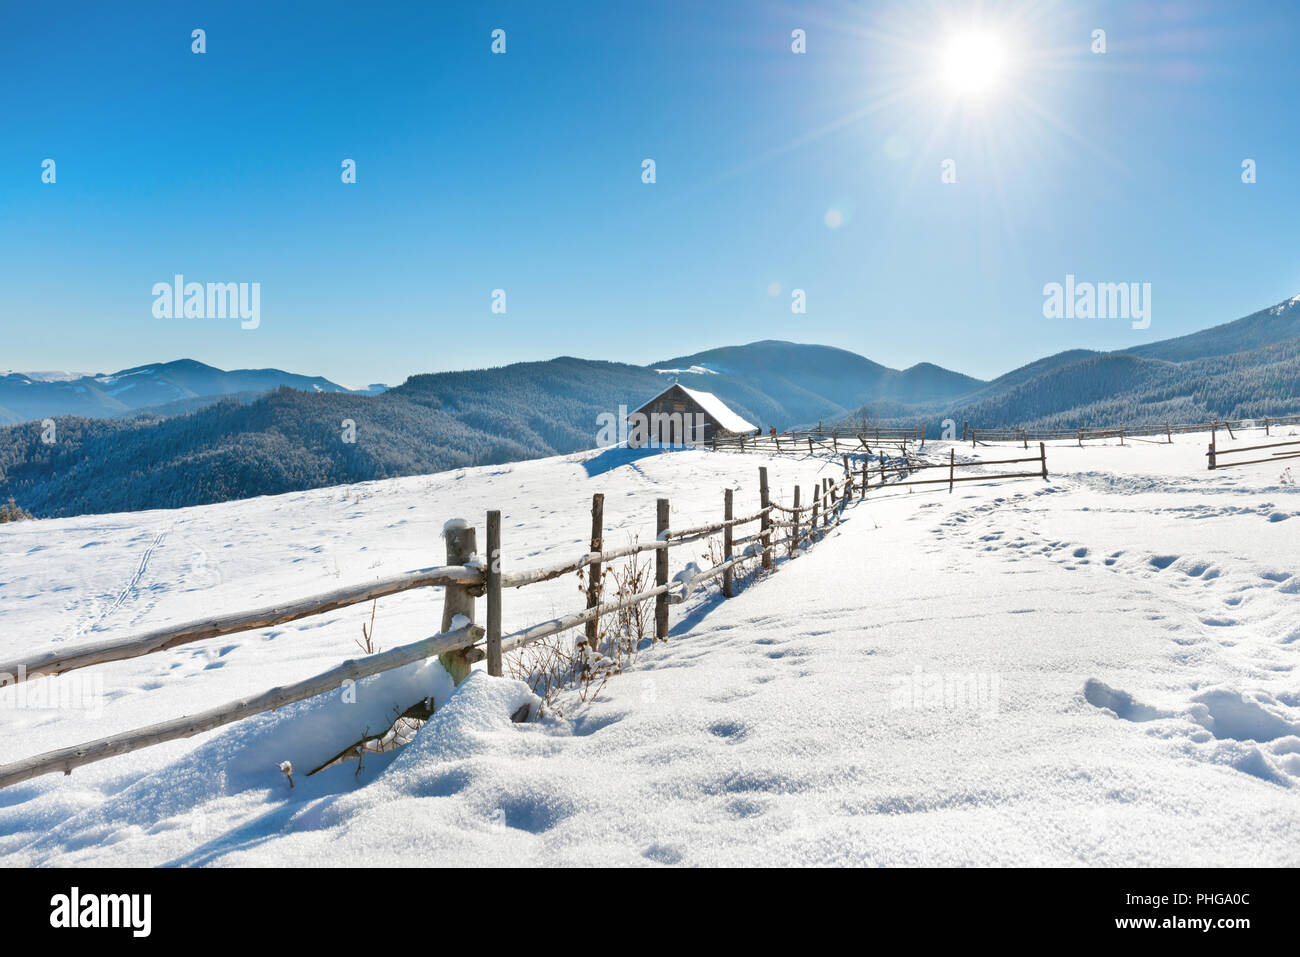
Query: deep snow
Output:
[[1, 432, 1297, 866]]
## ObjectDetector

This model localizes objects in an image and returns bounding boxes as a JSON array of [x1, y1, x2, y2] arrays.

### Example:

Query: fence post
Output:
[[832, 431, 839, 453], [879, 452, 887, 486], [758, 467, 772, 572], [1166, 421, 1172, 443], [485, 511, 503, 678], [808, 437, 814, 455], [440, 520, 478, 685], [584, 493, 604, 651], [949, 449, 955, 492], [655, 498, 670, 639], [962, 420, 968, 443], [1040, 442, 1047, 479], [723, 488, 734, 598], [822, 478, 831, 527], [1207, 438, 1217, 470], [810, 486, 819, 536], [791, 486, 801, 556], [1265, 418, 1271, 436]]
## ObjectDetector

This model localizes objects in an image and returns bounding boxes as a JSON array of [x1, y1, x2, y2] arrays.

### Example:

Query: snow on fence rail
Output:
[[0, 447, 1050, 790], [0, 565, 484, 680], [0, 466, 840, 788]]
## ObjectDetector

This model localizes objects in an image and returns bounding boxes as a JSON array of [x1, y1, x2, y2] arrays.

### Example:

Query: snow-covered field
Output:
[[1, 432, 1298, 866]]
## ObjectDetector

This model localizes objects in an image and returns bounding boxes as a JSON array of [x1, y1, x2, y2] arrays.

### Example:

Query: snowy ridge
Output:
[[0, 370, 91, 383], [653, 365, 719, 376], [1269, 294, 1300, 316]]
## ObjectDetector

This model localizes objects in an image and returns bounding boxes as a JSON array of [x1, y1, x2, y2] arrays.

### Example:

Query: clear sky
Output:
[[2, 0, 1296, 386]]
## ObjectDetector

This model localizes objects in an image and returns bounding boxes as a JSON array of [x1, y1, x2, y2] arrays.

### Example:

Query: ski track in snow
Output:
[[0, 435, 1297, 866], [99, 525, 172, 625]]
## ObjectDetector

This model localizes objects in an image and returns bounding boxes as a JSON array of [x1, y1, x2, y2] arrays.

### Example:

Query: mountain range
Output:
[[0, 359, 388, 425], [3, 296, 1300, 518]]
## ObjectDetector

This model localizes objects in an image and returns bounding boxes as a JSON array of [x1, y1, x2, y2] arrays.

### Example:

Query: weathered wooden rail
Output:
[[1206, 434, 1300, 470], [712, 425, 923, 456], [0, 565, 483, 681], [967, 414, 1300, 448], [890, 445, 1048, 490], [0, 624, 484, 788], [0, 464, 848, 789], [710, 424, 1045, 493], [0, 444, 1048, 791]]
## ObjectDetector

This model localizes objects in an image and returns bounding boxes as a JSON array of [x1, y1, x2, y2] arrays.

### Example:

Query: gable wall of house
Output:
[[632, 385, 715, 445]]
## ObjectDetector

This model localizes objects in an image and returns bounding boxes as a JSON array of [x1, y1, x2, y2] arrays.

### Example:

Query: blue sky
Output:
[[2, 0, 1296, 386]]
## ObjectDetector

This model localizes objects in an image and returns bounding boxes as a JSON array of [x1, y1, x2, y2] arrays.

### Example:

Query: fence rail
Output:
[[712, 425, 923, 456], [889, 445, 1048, 490], [0, 443, 1048, 791], [1206, 434, 1300, 470], [967, 414, 1300, 447], [0, 624, 483, 789], [0, 565, 482, 684]]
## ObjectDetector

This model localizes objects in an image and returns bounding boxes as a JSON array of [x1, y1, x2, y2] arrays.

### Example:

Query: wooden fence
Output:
[[886, 444, 1047, 490], [0, 442, 1050, 791], [712, 425, 924, 456], [0, 465, 849, 789], [1206, 434, 1300, 470], [967, 414, 1300, 448], [711, 426, 1052, 491]]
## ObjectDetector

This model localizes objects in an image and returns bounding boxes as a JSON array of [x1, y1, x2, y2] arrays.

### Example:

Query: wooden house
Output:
[[626, 383, 758, 448]]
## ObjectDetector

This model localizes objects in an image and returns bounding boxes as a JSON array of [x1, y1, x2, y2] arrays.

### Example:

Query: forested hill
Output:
[[0, 360, 663, 518], [0, 347, 980, 518], [5, 296, 1300, 518], [0, 358, 373, 425], [858, 297, 1300, 435]]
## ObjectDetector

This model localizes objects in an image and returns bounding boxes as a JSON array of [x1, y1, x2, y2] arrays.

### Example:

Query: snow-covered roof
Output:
[[633, 384, 757, 434], [679, 386, 757, 434]]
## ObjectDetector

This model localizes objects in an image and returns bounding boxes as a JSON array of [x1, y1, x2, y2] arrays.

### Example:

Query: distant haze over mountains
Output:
[[3, 296, 1299, 518], [0, 359, 389, 426]]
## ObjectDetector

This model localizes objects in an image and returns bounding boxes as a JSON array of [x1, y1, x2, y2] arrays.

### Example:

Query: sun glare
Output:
[[941, 30, 1006, 96]]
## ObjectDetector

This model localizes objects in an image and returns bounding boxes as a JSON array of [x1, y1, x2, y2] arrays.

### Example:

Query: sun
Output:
[[940, 30, 1006, 96]]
